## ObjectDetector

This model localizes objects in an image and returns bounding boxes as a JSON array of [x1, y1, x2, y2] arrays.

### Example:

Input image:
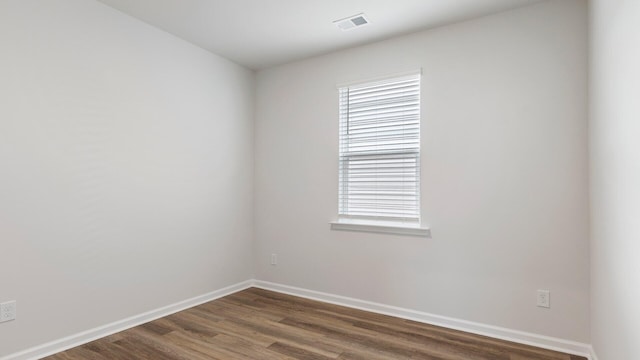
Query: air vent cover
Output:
[[334, 13, 369, 31]]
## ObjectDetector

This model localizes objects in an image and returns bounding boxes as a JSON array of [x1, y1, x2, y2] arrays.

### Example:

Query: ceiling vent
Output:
[[334, 13, 370, 31]]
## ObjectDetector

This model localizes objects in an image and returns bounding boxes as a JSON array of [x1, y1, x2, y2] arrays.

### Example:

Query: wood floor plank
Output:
[[45, 346, 110, 360], [82, 340, 140, 360], [209, 333, 299, 360], [123, 327, 213, 360], [267, 342, 338, 360], [43, 288, 587, 360], [218, 311, 344, 357]]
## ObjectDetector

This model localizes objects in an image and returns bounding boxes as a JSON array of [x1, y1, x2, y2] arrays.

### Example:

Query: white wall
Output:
[[254, 0, 590, 342], [0, 0, 254, 357], [590, 0, 640, 358]]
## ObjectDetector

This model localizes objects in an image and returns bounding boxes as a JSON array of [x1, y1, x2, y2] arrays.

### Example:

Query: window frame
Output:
[[331, 71, 430, 237]]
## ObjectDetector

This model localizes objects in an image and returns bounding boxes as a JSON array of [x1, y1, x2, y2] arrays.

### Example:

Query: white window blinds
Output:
[[338, 73, 421, 223]]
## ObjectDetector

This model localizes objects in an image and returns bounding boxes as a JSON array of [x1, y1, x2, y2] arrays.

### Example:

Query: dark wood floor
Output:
[[45, 288, 586, 360]]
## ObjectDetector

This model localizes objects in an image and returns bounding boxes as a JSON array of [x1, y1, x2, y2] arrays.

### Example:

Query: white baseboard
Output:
[[253, 280, 594, 359], [1, 280, 253, 360], [3, 279, 595, 360]]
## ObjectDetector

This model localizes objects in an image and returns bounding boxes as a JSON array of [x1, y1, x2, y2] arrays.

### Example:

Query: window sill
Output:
[[330, 220, 431, 238]]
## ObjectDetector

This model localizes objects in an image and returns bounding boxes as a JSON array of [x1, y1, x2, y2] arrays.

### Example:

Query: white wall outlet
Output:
[[270, 253, 277, 266], [537, 290, 550, 308], [0, 301, 16, 322]]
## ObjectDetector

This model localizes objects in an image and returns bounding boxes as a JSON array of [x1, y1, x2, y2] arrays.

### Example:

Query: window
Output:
[[332, 72, 428, 236]]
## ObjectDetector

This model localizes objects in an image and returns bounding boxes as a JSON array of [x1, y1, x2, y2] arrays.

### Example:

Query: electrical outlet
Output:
[[0, 301, 16, 323], [537, 290, 550, 308], [271, 253, 277, 266]]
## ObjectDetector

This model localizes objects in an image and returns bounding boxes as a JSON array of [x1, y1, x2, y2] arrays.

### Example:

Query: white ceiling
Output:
[[97, 0, 544, 70]]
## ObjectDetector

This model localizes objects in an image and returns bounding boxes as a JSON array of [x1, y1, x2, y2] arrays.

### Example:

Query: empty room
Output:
[[0, 0, 638, 359]]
